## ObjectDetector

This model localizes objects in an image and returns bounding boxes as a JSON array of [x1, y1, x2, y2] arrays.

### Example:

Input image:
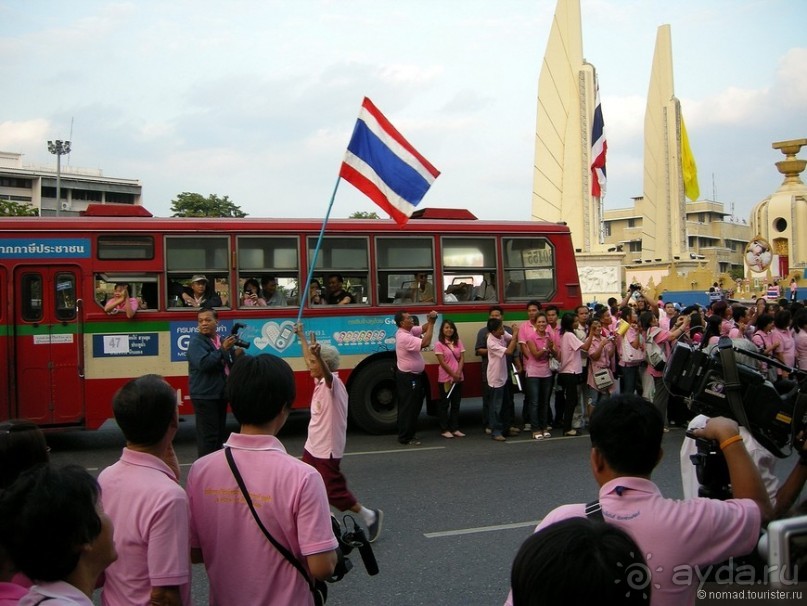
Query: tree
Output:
[[0, 200, 39, 217], [349, 211, 380, 219], [170, 192, 247, 218]]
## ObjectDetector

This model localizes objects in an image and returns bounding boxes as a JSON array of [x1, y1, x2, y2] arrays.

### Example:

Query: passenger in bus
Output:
[[309, 279, 325, 305], [240, 278, 266, 307], [294, 324, 384, 542], [411, 272, 435, 303], [326, 273, 355, 305], [103, 283, 138, 318], [181, 275, 222, 309], [473, 273, 497, 301], [260, 276, 287, 306]]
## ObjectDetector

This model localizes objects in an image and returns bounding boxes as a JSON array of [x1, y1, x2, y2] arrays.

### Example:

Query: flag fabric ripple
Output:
[[590, 77, 607, 198], [681, 114, 700, 201], [340, 97, 440, 225]]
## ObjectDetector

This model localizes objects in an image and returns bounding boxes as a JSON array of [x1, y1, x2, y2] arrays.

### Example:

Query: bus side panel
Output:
[[0, 267, 9, 422]]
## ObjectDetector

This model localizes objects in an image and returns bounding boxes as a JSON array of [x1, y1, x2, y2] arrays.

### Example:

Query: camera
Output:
[[629, 283, 642, 291], [665, 339, 806, 458], [230, 322, 251, 349], [758, 514, 807, 586], [327, 514, 379, 583]]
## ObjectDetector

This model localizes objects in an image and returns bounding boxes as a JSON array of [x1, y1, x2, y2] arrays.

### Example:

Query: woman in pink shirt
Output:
[[586, 312, 616, 414], [520, 312, 554, 439], [434, 319, 466, 439], [617, 306, 643, 397], [751, 314, 780, 382], [794, 311, 807, 370], [772, 310, 795, 378], [557, 313, 593, 436]]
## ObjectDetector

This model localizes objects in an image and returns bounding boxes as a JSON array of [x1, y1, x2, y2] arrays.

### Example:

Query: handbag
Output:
[[645, 328, 667, 371], [226, 448, 329, 605], [592, 368, 614, 390], [621, 334, 644, 364], [549, 354, 561, 373]]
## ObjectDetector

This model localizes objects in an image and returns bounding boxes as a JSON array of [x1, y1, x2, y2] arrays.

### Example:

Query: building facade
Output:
[[0, 151, 142, 216]]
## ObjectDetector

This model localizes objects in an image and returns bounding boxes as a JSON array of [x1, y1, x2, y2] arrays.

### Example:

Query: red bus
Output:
[[0, 206, 581, 433]]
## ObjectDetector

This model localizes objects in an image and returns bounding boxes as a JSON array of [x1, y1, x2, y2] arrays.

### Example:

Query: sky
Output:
[[1, 0, 805, 221]]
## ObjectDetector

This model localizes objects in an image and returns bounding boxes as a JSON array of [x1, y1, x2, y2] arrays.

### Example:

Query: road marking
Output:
[[345, 446, 446, 456], [424, 520, 540, 538]]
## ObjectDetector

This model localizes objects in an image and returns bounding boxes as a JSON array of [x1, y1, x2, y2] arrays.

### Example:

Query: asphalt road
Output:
[[45, 398, 705, 606]]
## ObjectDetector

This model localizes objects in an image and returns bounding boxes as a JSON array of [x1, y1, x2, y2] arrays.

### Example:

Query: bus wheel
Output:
[[348, 359, 397, 434]]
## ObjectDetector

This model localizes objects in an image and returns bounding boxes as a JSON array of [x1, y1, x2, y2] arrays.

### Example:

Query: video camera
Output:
[[230, 322, 251, 349], [664, 338, 807, 459], [327, 514, 379, 583]]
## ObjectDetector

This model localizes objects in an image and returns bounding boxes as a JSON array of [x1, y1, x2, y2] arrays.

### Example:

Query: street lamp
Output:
[[47, 139, 71, 216]]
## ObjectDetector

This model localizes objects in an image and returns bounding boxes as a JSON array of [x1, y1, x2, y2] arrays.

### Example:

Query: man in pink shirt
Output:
[[486, 317, 519, 441], [394, 309, 438, 445], [99, 375, 190, 606], [504, 395, 771, 606], [295, 324, 383, 542], [187, 354, 338, 606]]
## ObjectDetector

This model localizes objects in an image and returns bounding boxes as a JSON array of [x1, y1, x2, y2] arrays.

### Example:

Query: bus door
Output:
[[13, 267, 84, 425], [0, 267, 8, 422]]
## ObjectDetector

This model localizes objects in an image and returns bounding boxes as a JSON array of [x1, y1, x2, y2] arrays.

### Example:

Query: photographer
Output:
[[506, 395, 772, 606], [187, 309, 246, 458]]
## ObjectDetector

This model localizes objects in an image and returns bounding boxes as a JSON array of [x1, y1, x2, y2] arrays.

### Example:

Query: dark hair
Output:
[[394, 310, 408, 327], [754, 314, 774, 332], [638, 310, 655, 331], [487, 317, 503, 333], [243, 278, 260, 293], [545, 305, 559, 314], [774, 309, 791, 330], [113, 282, 130, 290], [438, 319, 459, 346], [488, 305, 504, 316], [511, 518, 650, 606], [0, 420, 49, 489], [112, 375, 176, 446], [260, 276, 277, 286], [559, 312, 575, 334], [327, 273, 344, 283], [589, 395, 663, 476], [197, 308, 218, 320], [710, 300, 728, 317], [225, 354, 296, 426], [732, 305, 748, 323], [699, 315, 723, 349], [526, 300, 542, 310], [794, 310, 807, 333], [0, 464, 103, 582], [620, 305, 634, 321]]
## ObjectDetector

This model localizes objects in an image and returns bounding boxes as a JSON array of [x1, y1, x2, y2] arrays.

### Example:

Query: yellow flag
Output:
[[681, 114, 699, 201]]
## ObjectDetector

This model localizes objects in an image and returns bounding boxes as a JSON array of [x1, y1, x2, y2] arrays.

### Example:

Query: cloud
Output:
[[0, 119, 51, 153]]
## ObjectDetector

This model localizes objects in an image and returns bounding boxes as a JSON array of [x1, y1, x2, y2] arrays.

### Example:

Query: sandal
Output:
[[441, 431, 454, 439], [452, 431, 466, 438], [532, 432, 544, 440], [564, 430, 579, 437]]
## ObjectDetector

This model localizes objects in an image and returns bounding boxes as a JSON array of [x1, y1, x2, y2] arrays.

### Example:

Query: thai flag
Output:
[[590, 78, 607, 198], [340, 98, 440, 225]]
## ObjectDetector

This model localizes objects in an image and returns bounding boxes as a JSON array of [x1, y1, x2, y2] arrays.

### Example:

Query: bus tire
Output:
[[348, 359, 398, 434]]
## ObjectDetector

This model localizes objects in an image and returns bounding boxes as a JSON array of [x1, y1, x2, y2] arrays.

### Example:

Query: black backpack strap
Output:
[[225, 447, 316, 593], [717, 337, 751, 430], [585, 499, 604, 522]]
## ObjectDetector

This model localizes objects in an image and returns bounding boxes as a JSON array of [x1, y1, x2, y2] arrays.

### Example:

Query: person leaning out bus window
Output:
[[104, 283, 138, 318], [182, 275, 222, 309]]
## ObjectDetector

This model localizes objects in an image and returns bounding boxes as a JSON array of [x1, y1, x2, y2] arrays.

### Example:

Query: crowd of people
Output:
[[2, 279, 806, 605]]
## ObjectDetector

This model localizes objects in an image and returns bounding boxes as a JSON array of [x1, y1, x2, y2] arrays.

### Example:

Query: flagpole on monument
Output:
[[296, 177, 342, 326]]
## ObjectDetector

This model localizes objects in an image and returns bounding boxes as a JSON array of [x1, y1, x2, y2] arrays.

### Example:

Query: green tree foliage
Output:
[[0, 200, 39, 216], [170, 192, 247, 218], [349, 210, 380, 219]]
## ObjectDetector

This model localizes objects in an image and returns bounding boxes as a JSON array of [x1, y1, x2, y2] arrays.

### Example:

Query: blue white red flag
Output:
[[339, 97, 440, 225], [590, 77, 607, 198]]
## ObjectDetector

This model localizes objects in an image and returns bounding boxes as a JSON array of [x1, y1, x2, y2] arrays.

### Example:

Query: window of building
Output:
[[502, 237, 556, 301], [236, 236, 299, 307], [627, 218, 636, 228], [375, 237, 435, 304], [628, 241, 642, 253], [98, 235, 154, 260], [603, 223, 611, 237], [105, 192, 136, 204], [166, 236, 230, 308], [307, 236, 369, 305], [441, 237, 497, 303]]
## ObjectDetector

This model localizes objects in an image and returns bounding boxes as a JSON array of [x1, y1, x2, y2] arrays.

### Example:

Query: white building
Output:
[[0, 151, 142, 216]]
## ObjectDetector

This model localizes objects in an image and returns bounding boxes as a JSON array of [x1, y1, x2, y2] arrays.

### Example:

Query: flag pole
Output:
[[296, 175, 342, 325]]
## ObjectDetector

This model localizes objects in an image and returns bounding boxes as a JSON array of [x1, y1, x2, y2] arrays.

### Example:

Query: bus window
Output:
[[94, 274, 158, 311], [166, 237, 230, 309], [21, 274, 44, 322], [97, 235, 154, 260], [502, 237, 556, 301], [54, 273, 77, 321], [440, 237, 497, 303], [375, 237, 434, 304], [308, 237, 369, 305], [236, 237, 299, 307]]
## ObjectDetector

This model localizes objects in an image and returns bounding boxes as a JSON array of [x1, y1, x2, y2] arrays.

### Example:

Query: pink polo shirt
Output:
[[796, 329, 807, 370], [434, 339, 465, 383], [0, 582, 26, 605], [486, 332, 512, 388], [504, 476, 760, 606], [396, 326, 425, 373], [773, 327, 795, 368], [557, 331, 584, 374], [98, 449, 190, 606], [186, 433, 337, 606], [519, 327, 552, 378], [304, 372, 348, 459]]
